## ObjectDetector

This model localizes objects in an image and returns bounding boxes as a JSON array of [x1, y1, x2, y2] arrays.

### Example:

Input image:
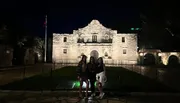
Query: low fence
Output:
[[0, 62, 162, 87], [0, 63, 180, 102], [0, 63, 161, 84], [54, 59, 137, 65]]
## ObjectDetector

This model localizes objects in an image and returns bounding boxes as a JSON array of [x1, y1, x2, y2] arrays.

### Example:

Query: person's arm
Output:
[[76, 63, 81, 79]]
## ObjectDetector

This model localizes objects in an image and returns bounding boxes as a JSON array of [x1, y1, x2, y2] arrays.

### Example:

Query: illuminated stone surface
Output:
[[138, 49, 180, 65], [53, 20, 138, 64]]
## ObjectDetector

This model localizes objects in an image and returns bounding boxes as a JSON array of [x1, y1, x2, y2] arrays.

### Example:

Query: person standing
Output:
[[96, 57, 107, 99], [87, 56, 97, 98], [76, 55, 89, 98]]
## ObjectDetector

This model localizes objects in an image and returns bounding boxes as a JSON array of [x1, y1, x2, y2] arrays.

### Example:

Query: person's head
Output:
[[89, 56, 95, 64], [81, 55, 87, 63], [97, 57, 103, 64]]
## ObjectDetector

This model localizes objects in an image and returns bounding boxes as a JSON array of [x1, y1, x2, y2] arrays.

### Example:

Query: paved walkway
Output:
[[0, 90, 180, 103]]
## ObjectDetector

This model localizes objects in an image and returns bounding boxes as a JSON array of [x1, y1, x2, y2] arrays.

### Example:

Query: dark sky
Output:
[[0, 0, 153, 36], [1, 7, 142, 36], [0, 0, 179, 50]]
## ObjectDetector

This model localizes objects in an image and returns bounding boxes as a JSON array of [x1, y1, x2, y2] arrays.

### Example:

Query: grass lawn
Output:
[[0, 66, 177, 92]]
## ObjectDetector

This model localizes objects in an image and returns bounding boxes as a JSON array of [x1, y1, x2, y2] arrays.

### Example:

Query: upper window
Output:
[[63, 37, 67, 42], [123, 49, 127, 54], [92, 35, 97, 42], [105, 52, 108, 57], [63, 49, 67, 54], [122, 37, 125, 43]]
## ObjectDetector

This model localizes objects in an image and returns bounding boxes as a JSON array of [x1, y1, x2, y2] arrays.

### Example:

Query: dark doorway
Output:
[[143, 53, 156, 65], [90, 50, 99, 60], [168, 55, 179, 66]]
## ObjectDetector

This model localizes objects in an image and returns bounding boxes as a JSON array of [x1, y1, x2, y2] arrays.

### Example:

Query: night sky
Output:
[[0, 0, 179, 50]]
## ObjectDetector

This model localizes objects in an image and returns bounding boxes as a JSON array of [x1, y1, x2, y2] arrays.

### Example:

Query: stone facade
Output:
[[138, 49, 180, 65], [52, 20, 138, 64]]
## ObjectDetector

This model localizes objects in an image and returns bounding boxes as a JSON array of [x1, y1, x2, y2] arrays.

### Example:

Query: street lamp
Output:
[[158, 53, 162, 57], [158, 53, 162, 65], [139, 52, 144, 65], [140, 53, 144, 56]]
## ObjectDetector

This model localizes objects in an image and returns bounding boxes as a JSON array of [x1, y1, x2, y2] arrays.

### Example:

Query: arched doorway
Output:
[[168, 55, 179, 66], [90, 50, 99, 60], [143, 53, 156, 65]]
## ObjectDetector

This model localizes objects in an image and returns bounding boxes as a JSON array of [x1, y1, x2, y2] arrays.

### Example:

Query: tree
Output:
[[32, 37, 44, 55], [0, 25, 10, 45]]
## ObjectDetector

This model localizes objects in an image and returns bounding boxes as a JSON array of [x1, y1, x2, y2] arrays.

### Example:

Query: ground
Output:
[[1, 91, 180, 103], [0, 66, 176, 93]]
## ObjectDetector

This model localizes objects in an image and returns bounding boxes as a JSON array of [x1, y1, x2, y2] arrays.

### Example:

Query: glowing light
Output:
[[6, 50, 10, 54], [73, 81, 97, 88], [170, 52, 177, 55], [135, 28, 140, 30], [158, 53, 162, 56], [131, 28, 134, 30], [140, 53, 144, 56], [38, 53, 41, 57], [72, 83, 76, 88]]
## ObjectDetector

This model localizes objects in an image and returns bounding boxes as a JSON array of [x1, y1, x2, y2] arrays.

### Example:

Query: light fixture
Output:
[[158, 53, 162, 56], [6, 50, 10, 54], [140, 53, 144, 56]]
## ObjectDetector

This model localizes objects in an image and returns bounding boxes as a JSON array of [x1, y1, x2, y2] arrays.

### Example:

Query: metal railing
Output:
[[0, 62, 171, 87], [0, 62, 180, 103]]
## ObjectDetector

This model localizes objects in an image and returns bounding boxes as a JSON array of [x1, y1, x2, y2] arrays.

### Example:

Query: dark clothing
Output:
[[96, 63, 104, 73], [81, 76, 88, 81], [87, 63, 96, 75], [87, 63, 96, 73], [76, 61, 89, 81], [89, 72, 96, 93], [87, 63, 97, 93]]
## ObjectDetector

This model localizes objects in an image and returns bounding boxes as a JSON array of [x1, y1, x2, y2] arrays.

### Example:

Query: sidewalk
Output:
[[0, 90, 180, 103]]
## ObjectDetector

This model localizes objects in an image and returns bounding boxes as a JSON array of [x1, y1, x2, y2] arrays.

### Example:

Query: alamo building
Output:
[[52, 20, 138, 64]]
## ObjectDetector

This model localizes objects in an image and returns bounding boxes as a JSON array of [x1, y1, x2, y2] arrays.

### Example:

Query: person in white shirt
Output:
[[96, 57, 107, 99]]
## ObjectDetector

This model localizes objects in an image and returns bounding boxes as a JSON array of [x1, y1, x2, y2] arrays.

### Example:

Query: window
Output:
[[92, 35, 97, 42], [123, 49, 126, 54], [63, 37, 67, 42], [77, 38, 81, 42], [105, 52, 108, 57], [122, 37, 125, 43], [77, 38, 84, 43], [82, 38, 84, 42], [63, 49, 67, 54]]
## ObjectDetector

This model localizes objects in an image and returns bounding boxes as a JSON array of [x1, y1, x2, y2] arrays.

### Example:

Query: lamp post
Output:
[[140, 52, 144, 65], [44, 15, 47, 62], [158, 53, 162, 64]]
